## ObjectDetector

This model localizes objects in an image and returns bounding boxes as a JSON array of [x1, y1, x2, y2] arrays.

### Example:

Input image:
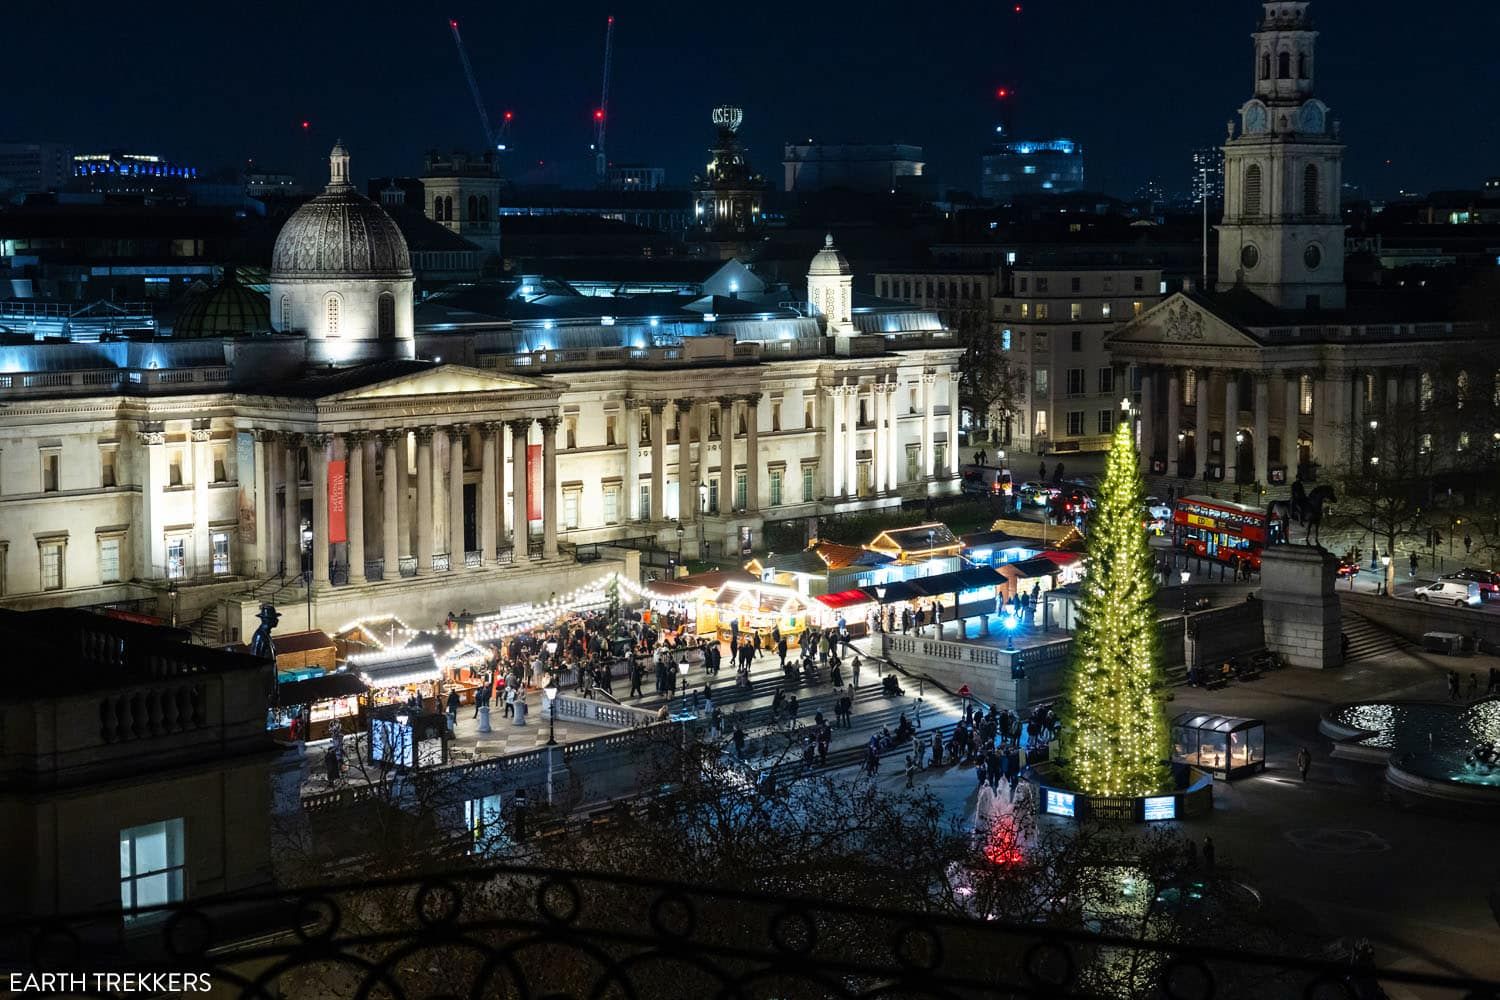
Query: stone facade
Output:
[[1260, 544, 1342, 668]]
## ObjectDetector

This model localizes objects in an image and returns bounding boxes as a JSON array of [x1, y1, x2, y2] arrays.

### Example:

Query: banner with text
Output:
[[527, 444, 542, 523], [328, 459, 347, 543]]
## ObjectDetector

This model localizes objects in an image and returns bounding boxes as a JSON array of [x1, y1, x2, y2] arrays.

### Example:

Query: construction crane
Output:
[[449, 18, 499, 150], [593, 16, 615, 181]]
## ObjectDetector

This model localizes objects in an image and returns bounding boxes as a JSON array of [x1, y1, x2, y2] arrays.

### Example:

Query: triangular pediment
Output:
[[326, 365, 548, 402], [1105, 294, 1261, 349]]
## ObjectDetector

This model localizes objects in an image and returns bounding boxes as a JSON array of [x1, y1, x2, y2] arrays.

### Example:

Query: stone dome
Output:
[[172, 268, 271, 338], [807, 233, 851, 276], [271, 144, 413, 281]]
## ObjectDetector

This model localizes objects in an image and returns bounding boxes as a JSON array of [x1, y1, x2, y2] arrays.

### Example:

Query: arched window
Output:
[[467, 195, 478, 221], [433, 195, 443, 220], [478, 195, 489, 221], [1244, 164, 1263, 217], [1303, 163, 1320, 216], [279, 295, 291, 331], [1298, 52, 1309, 79], [1260, 51, 1271, 80], [1278, 52, 1292, 79], [325, 294, 341, 338], [378, 292, 395, 340]]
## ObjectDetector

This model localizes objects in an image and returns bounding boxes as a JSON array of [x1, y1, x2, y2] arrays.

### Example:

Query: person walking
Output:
[[1202, 835, 1216, 874], [445, 688, 460, 730], [732, 724, 746, 758], [1296, 746, 1311, 781], [1467, 672, 1479, 700], [1448, 670, 1462, 701], [629, 660, 644, 698]]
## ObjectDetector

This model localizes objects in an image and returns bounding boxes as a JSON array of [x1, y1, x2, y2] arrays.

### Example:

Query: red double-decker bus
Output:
[[1172, 495, 1282, 570]]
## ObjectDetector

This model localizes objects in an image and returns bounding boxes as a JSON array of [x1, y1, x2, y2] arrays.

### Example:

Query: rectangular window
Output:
[[735, 472, 747, 511], [166, 537, 187, 580], [1035, 303, 1049, 320], [563, 492, 580, 530], [1069, 330, 1082, 352], [1299, 375, 1314, 416], [605, 415, 617, 447], [801, 466, 816, 502], [603, 487, 620, 525], [769, 470, 783, 507], [1101, 302, 1112, 319], [1067, 411, 1086, 436], [1458, 431, 1471, 452], [638, 483, 650, 520], [1070, 277, 1081, 293], [1034, 331, 1048, 349], [1132, 301, 1144, 317], [708, 481, 720, 514], [1098, 368, 1115, 394], [934, 442, 947, 472], [1036, 277, 1049, 292], [1018, 277, 1029, 293], [42, 451, 59, 492], [1184, 369, 1198, 405], [1070, 302, 1083, 321], [168, 450, 184, 487], [1419, 433, 1432, 455], [101, 448, 117, 488], [1134, 276, 1144, 292], [565, 417, 578, 450], [1103, 276, 1115, 292], [211, 532, 230, 574], [40, 540, 64, 590], [1097, 410, 1114, 435], [120, 818, 185, 922], [1066, 369, 1086, 396], [771, 401, 782, 432], [99, 537, 121, 584], [212, 444, 227, 483], [1034, 410, 1048, 437], [1035, 368, 1049, 396], [1020, 303, 1031, 319], [906, 444, 920, 482], [804, 402, 814, 429]]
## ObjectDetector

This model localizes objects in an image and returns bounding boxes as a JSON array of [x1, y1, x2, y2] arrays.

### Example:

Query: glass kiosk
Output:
[[1170, 713, 1265, 779]]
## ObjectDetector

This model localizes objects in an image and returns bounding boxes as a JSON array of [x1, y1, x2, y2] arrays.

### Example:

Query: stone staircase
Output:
[[1339, 609, 1415, 663]]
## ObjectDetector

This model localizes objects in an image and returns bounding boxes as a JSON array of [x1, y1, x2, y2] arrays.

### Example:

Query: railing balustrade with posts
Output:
[[464, 550, 482, 568], [6, 864, 1492, 999], [398, 557, 418, 578], [433, 554, 451, 573], [493, 546, 515, 567], [364, 559, 384, 581]]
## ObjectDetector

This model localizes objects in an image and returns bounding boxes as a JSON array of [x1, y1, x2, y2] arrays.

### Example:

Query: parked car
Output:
[[1336, 559, 1359, 579], [1143, 497, 1172, 522], [1443, 567, 1500, 599], [1414, 580, 1481, 607], [1049, 488, 1095, 520], [1019, 481, 1060, 507], [961, 464, 1013, 496]]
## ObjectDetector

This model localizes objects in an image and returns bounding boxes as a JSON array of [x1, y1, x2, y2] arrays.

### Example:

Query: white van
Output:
[[1414, 580, 1481, 607]]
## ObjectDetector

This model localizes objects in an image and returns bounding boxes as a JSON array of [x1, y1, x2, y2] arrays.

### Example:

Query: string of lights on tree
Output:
[[1058, 412, 1171, 797]]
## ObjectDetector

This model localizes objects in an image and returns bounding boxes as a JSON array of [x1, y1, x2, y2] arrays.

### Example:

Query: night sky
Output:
[[12, 0, 1496, 199]]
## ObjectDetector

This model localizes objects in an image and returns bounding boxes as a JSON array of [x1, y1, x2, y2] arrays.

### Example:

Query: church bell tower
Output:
[[1216, 1, 1345, 311]]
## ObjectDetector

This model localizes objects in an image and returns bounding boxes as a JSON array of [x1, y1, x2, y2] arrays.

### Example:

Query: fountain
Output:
[[1320, 698, 1500, 806]]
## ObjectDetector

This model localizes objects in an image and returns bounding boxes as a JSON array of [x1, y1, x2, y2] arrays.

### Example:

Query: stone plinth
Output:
[[1260, 545, 1342, 669]]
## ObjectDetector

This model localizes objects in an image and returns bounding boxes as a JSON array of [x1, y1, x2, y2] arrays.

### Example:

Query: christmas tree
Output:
[[1059, 416, 1170, 797]]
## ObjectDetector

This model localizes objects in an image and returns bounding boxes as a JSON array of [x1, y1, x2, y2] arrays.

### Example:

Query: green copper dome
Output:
[[172, 269, 271, 338]]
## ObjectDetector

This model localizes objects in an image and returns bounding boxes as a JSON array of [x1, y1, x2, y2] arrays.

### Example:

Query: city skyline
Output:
[[7, 0, 1495, 198]]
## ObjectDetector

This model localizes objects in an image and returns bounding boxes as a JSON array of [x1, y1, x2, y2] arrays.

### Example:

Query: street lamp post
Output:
[[1003, 611, 1018, 653], [675, 523, 685, 575], [677, 660, 689, 717], [1180, 569, 1192, 616], [543, 681, 558, 746], [1381, 554, 1392, 598], [697, 481, 708, 562]]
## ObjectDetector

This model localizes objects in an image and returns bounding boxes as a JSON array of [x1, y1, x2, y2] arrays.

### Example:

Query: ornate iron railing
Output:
[[364, 559, 384, 581], [5, 865, 1496, 999], [464, 550, 482, 568], [398, 557, 417, 578], [433, 553, 451, 573]]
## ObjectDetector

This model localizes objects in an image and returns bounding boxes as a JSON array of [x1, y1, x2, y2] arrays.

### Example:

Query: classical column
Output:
[[345, 432, 366, 583], [623, 398, 639, 521], [717, 397, 735, 513], [1253, 376, 1270, 486], [1312, 374, 1338, 470], [824, 386, 843, 498], [1283, 373, 1301, 474], [309, 433, 331, 586], [540, 416, 560, 560], [415, 427, 434, 575], [697, 400, 712, 512], [284, 434, 302, 578], [1384, 369, 1399, 416], [382, 430, 400, 578], [887, 382, 901, 488], [137, 426, 167, 580], [1223, 371, 1241, 483], [509, 419, 530, 556], [252, 430, 271, 577], [871, 383, 886, 493], [397, 432, 412, 558], [946, 373, 961, 478], [675, 399, 694, 522], [480, 422, 499, 563], [448, 423, 466, 567], [1195, 369, 1213, 480], [191, 427, 211, 575], [921, 373, 936, 480], [362, 436, 379, 548], [744, 393, 761, 512], [1350, 372, 1365, 467], [1164, 368, 1181, 477], [649, 401, 666, 521], [1137, 368, 1155, 469], [845, 383, 859, 496]]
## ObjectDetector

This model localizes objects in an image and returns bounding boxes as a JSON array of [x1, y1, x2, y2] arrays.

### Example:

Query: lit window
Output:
[[325, 295, 341, 338], [212, 532, 230, 574], [1184, 369, 1198, 405], [464, 795, 505, 858], [1419, 372, 1433, 412], [1300, 375, 1314, 416], [120, 819, 185, 922], [1458, 431, 1470, 452], [1419, 433, 1432, 454], [166, 537, 187, 580], [1101, 302, 1112, 319], [1035, 303, 1050, 320], [1132, 301, 1144, 317], [1020, 303, 1031, 319]]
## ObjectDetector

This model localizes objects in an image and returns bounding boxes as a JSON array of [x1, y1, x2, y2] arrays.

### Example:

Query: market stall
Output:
[[333, 615, 410, 659], [697, 579, 810, 646], [960, 529, 1038, 567], [351, 645, 443, 713], [268, 671, 368, 741], [866, 523, 963, 563], [811, 588, 876, 633], [747, 541, 894, 596]]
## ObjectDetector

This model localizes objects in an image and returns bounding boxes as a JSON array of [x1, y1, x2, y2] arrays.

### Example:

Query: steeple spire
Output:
[[328, 141, 352, 191]]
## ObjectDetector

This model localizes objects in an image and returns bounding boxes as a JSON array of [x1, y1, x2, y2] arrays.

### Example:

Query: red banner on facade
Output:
[[328, 459, 347, 543], [527, 444, 542, 523]]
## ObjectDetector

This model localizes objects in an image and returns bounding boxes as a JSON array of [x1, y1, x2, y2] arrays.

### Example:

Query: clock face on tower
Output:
[[1304, 244, 1322, 270], [1243, 102, 1269, 134], [1241, 244, 1260, 270], [1297, 102, 1326, 134]]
